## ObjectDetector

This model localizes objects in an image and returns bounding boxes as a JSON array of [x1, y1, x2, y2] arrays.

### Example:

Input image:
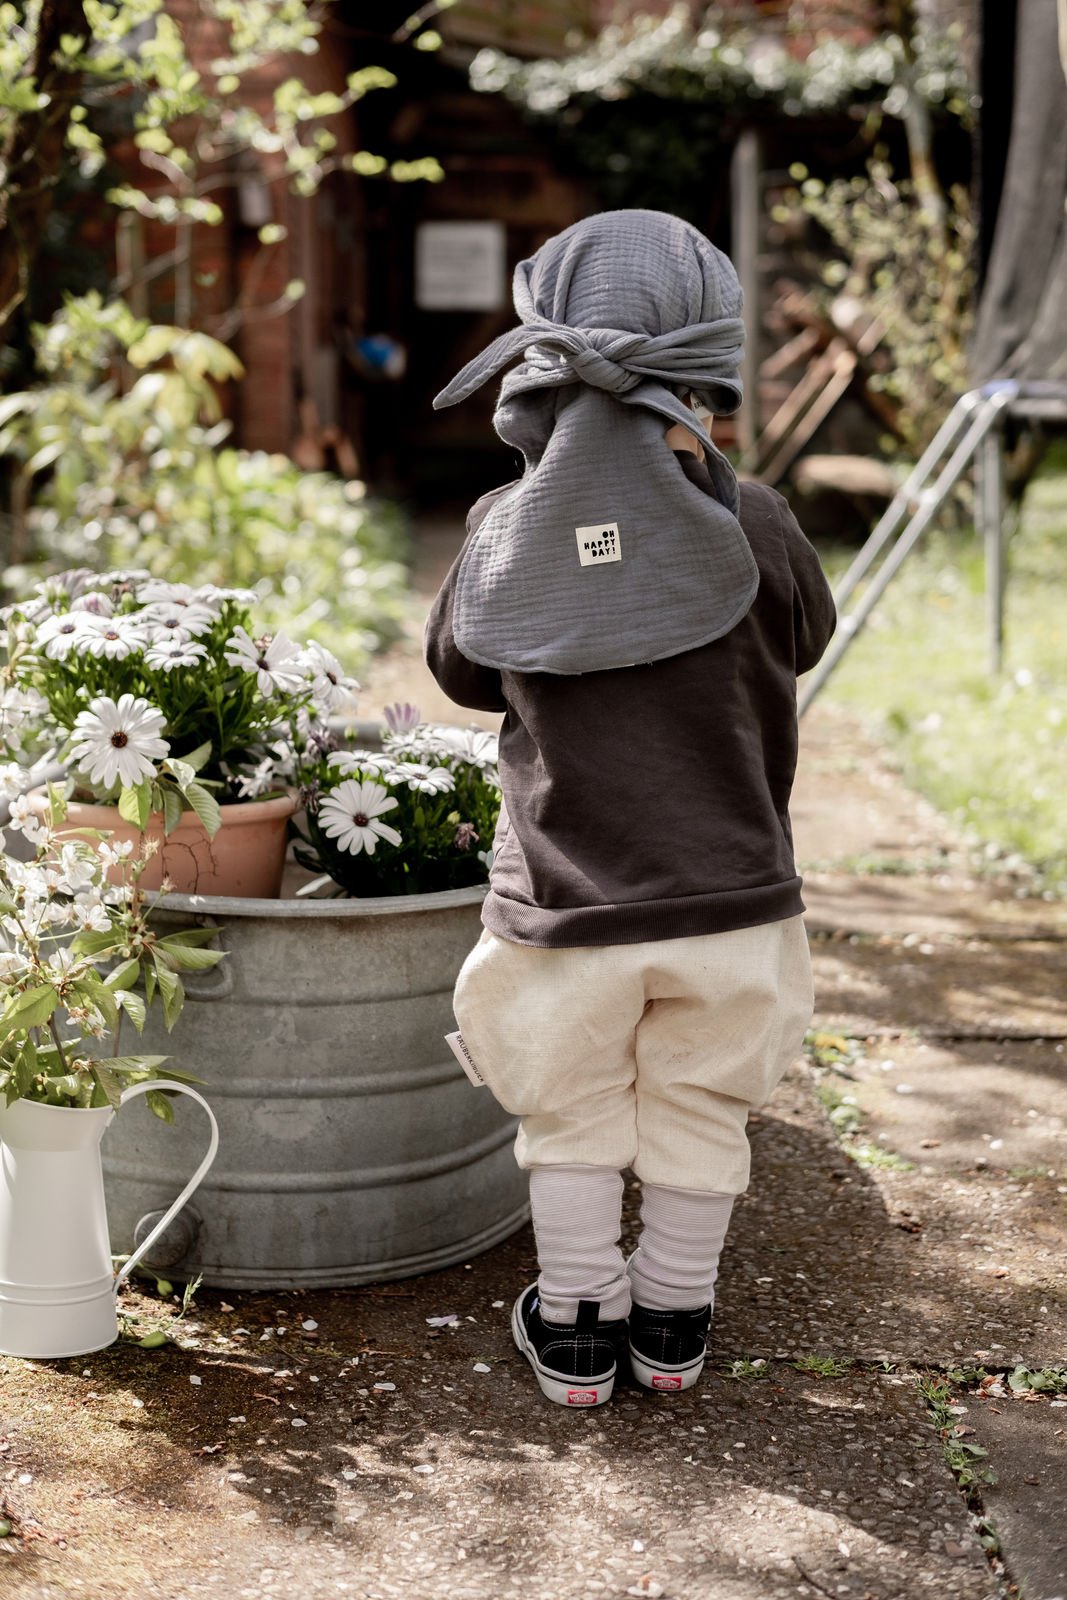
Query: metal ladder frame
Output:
[[797, 380, 1067, 717]]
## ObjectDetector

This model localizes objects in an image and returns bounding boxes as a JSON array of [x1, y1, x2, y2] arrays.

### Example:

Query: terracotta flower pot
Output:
[[27, 788, 299, 898]]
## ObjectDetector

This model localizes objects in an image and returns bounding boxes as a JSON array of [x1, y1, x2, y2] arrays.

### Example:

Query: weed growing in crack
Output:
[[918, 1372, 997, 1494], [793, 1353, 855, 1377], [722, 1356, 772, 1380]]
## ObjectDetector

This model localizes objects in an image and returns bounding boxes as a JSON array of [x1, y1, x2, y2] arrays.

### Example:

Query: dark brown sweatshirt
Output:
[[424, 453, 836, 947]]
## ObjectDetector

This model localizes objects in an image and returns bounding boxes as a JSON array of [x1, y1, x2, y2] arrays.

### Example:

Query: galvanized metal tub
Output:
[[102, 884, 528, 1289]]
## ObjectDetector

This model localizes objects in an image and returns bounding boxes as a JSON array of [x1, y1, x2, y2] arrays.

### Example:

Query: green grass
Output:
[[816, 453, 1067, 895]]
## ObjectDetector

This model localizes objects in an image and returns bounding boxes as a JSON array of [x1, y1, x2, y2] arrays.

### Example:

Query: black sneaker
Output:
[[511, 1285, 623, 1408], [628, 1302, 711, 1392]]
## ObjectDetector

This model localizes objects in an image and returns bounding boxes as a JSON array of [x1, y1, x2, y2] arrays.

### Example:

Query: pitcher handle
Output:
[[112, 1082, 219, 1294]]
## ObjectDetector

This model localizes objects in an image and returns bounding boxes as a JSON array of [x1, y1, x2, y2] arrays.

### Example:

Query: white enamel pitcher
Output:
[[0, 1082, 218, 1359]]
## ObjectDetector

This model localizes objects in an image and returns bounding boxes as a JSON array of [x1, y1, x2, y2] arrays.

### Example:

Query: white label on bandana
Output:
[[575, 522, 621, 566]]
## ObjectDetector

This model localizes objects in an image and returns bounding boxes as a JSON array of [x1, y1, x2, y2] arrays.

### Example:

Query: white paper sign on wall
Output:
[[415, 221, 507, 311]]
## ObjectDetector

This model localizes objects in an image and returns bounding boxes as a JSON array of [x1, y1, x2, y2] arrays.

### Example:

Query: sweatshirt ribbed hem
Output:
[[481, 878, 805, 948]]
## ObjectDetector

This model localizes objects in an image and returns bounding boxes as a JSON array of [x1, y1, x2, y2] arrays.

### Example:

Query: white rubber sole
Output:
[[511, 1291, 615, 1408], [628, 1344, 705, 1392]]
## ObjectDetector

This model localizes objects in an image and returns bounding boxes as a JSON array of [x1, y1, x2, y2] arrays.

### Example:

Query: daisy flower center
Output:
[[111, 731, 129, 749], [353, 812, 368, 826]]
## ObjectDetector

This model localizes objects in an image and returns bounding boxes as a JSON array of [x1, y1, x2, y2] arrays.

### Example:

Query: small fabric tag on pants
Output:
[[445, 1030, 487, 1088]]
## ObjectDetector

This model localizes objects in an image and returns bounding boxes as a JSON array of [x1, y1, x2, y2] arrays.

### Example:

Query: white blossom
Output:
[[400, 763, 455, 796], [69, 694, 169, 791], [5, 793, 44, 842], [317, 779, 401, 856], [36, 611, 93, 658], [141, 601, 217, 640], [224, 625, 307, 697], [301, 641, 359, 712], [144, 638, 209, 672], [79, 615, 148, 661]]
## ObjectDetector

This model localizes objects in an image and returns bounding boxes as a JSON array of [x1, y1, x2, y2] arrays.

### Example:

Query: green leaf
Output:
[[71, 930, 122, 957], [90, 1062, 123, 1110], [145, 1088, 175, 1124], [118, 781, 153, 830], [153, 942, 224, 973], [151, 962, 184, 1031], [2, 985, 59, 1034], [144, 966, 157, 1008], [156, 927, 222, 948], [184, 782, 221, 838], [167, 760, 196, 794], [105, 958, 141, 992], [161, 784, 184, 836], [12, 1038, 37, 1098], [158, 1066, 206, 1085], [46, 781, 69, 824], [104, 1055, 169, 1077], [180, 741, 213, 775], [115, 990, 147, 1034], [71, 975, 119, 1033]]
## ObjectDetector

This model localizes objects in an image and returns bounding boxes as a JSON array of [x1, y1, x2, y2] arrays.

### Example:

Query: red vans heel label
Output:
[[567, 1389, 598, 1405], [652, 1375, 683, 1390]]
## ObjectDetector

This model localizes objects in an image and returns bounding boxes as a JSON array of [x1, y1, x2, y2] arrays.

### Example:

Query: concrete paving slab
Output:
[[800, 1037, 1067, 1368], [961, 1396, 1067, 1600], [1, 1293, 996, 1600]]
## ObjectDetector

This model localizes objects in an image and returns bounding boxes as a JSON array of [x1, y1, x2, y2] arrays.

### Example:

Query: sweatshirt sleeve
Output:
[[423, 489, 512, 714], [775, 494, 837, 675]]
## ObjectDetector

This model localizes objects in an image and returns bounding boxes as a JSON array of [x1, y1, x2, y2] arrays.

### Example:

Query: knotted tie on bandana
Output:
[[433, 209, 759, 676]]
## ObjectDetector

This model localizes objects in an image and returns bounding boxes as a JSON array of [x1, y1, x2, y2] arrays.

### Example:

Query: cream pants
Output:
[[451, 914, 813, 1195]]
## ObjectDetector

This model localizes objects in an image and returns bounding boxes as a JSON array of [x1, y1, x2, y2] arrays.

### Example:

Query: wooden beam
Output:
[[731, 128, 762, 457]]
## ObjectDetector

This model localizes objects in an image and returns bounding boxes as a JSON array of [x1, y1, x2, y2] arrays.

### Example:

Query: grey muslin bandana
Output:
[[433, 208, 758, 675]]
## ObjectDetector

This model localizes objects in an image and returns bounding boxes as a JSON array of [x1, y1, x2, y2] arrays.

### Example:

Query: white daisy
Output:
[[301, 641, 359, 712], [224, 625, 307, 697], [70, 591, 115, 617], [428, 725, 500, 770], [196, 584, 258, 607], [79, 615, 147, 660], [401, 763, 455, 796], [35, 611, 92, 658], [317, 779, 401, 856], [144, 638, 209, 672], [326, 749, 398, 780], [136, 579, 203, 607], [68, 694, 170, 791], [141, 600, 217, 639]]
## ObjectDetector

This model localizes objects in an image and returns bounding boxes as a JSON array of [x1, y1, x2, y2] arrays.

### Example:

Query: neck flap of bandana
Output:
[[434, 209, 758, 675]]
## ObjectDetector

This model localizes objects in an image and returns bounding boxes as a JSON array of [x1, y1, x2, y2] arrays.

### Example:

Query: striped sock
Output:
[[628, 1182, 735, 1311], [528, 1165, 630, 1324]]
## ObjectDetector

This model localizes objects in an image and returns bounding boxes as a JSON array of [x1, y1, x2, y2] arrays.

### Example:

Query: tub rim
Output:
[[151, 882, 488, 921]]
